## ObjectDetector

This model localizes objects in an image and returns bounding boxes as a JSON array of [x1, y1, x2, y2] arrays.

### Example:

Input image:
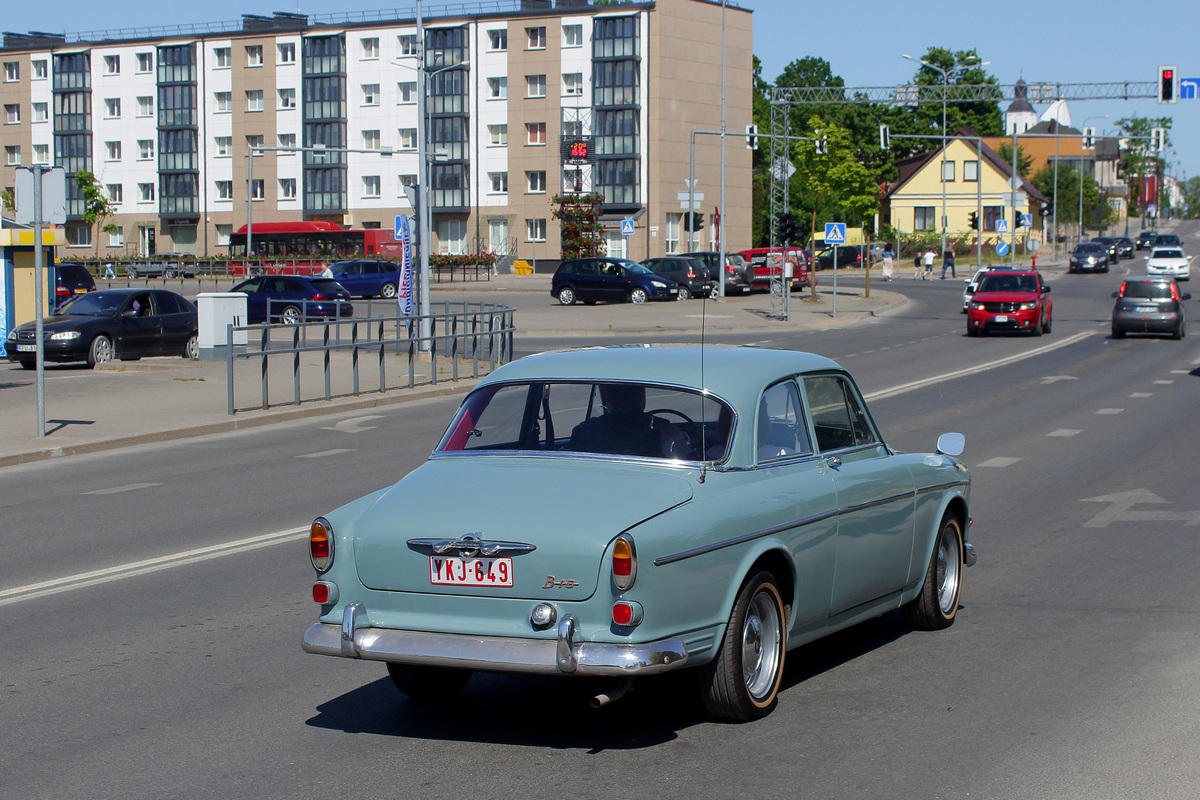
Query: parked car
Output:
[[53, 263, 97, 307], [229, 275, 354, 324], [5, 288, 198, 368], [1112, 237, 1135, 259], [737, 247, 811, 291], [324, 260, 404, 298], [301, 345, 975, 722], [1144, 247, 1191, 281], [125, 253, 196, 279], [1091, 238, 1119, 265], [551, 258, 678, 305], [1068, 242, 1111, 274], [639, 256, 716, 300], [1111, 277, 1190, 339], [1152, 234, 1182, 249], [813, 246, 863, 270], [961, 266, 1012, 312], [966, 269, 1053, 336], [1135, 231, 1157, 250], [681, 251, 753, 294]]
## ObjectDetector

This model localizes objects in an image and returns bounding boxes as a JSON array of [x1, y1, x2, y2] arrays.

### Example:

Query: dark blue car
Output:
[[324, 260, 403, 299], [551, 257, 678, 305], [230, 276, 354, 324]]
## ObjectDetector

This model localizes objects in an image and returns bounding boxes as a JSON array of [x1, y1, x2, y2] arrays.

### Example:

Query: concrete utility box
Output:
[[197, 292, 248, 361]]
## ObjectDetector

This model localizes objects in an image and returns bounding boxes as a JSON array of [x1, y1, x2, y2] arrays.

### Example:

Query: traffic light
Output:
[[814, 134, 827, 155], [879, 124, 890, 149], [683, 211, 704, 232], [1082, 126, 1095, 149], [1152, 127, 1166, 153], [777, 212, 796, 243], [1039, 205, 1051, 218], [1013, 212, 1024, 229], [967, 211, 979, 231], [745, 123, 758, 151], [1158, 65, 1178, 104]]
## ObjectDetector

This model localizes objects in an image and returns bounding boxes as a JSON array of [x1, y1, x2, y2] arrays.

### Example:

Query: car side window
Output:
[[154, 292, 182, 314], [756, 380, 811, 462], [803, 374, 876, 452]]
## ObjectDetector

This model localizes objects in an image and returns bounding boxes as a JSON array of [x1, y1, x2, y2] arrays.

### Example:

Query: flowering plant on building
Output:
[[552, 192, 604, 259]]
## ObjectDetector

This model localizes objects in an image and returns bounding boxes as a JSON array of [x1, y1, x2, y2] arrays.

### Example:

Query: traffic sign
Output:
[[996, 241, 1010, 256], [824, 222, 847, 244], [1020, 214, 1033, 228], [621, 219, 635, 236], [996, 219, 1009, 234]]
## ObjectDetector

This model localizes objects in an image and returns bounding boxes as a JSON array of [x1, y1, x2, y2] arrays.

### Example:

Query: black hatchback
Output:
[[551, 258, 678, 305], [1111, 277, 1190, 339], [639, 256, 715, 299], [53, 263, 97, 307]]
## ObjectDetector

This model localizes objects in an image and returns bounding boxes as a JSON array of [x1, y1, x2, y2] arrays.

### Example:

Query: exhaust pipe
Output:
[[590, 677, 634, 709]]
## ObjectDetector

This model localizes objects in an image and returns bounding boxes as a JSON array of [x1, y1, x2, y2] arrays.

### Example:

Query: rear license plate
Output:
[[74, 288, 87, 294], [994, 314, 1009, 323], [429, 556, 513, 587], [16, 344, 36, 352], [1135, 306, 1156, 313]]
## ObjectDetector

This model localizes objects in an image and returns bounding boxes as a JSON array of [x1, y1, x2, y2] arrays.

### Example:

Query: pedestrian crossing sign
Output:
[[621, 219, 635, 236], [824, 222, 846, 244], [996, 219, 1009, 234]]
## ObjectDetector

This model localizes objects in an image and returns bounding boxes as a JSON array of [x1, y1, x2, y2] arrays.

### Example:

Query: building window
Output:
[[138, 183, 155, 202], [104, 98, 121, 118], [280, 178, 297, 199], [489, 172, 508, 194], [942, 160, 955, 181], [136, 53, 153, 73], [246, 90, 263, 112], [526, 171, 546, 193], [278, 42, 296, 64], [214, 47, 231, 68], [361, 38, 379, 59], [399, 174, 418, 197], [526, 218, 546, 242], [105, 141, 122, 161], [563, 24, 583, 47], [562, 168, 584, 193], [215, 92, 232, 112], [398, 34, 417, 55], [245, 45, 263, 67], [964, 160, 979, 182], [33, 59, 48, 79], [526, 122, 546, 145], [106, 184, 122, 204], [563, 118, 583, 137], [361, 84, 380, 105], [33, 102, 48, 122], [596, 158, 639, 204], [399, 128, 418, 150], [108, 227, 124, 247], [214, 137, 232, 157], [488, 29, 508, 50], [913, 206, 936, 231], [215, 181, 233, 200], [397, 81, 416, 103], [103, 55, 120, 75], [4, 62, 18, 82], [362, 175, 381, 197], [277, 88, 295, 109], [137, 96, 154, 117], [563, 73, 583, 96], [66, 226, 91, 247], [526, 74, 546, 98], [4, 146, 19, 166], [489, 124, 507, 146], [246, 134, 264, 150], [278, 133, 296, 151], [6, 104, 20, 124], [137, 140, 154, 160], [665, 213, 681, 253], [33, 144, 49, 164], [250, 179, 264, 200], [487, 77, 507, 99], [983, 206, 1005, 232], [363, 130, 380, 150], [526, 26, 546, 49]]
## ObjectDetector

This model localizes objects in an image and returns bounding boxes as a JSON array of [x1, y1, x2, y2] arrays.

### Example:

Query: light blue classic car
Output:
[[302, 345, 975, 721]]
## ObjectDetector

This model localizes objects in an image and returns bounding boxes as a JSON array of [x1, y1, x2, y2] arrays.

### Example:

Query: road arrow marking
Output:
[[1040, 375, 1077, 384], [1081, 489, 1200, 528], [321, 415, 384, 434]]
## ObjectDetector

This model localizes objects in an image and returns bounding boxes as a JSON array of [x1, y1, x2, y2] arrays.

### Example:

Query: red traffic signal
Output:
[[1158, 65, 1178, 104]]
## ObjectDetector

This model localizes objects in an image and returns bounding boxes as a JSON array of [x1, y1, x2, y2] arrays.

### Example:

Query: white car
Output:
[[1145, 247, 1192, 281], [962, 267, 1013, 312]]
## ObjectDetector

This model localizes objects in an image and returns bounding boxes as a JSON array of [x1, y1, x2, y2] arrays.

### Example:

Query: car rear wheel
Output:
[[280, 305, 303, 325], [629, 287, 648, 304], [380, 282, 398, 299], [386, 663, 472, 700], [557, 286, 577, 306], [87, 335, 113, 367], [1112, 325, 1126, 339], [676, 286, 691, 301], [1173, 321, 1185, 340], [698, 570, 786, 722], [183, 334, 199, 360], [903, 513, 963, 630]]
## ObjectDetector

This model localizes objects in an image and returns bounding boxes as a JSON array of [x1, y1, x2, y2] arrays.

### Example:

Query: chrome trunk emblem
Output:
[[407, 534, 536, 557]]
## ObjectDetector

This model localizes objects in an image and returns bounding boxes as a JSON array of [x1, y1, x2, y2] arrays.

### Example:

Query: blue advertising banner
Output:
[[395, 214, 415, 316]]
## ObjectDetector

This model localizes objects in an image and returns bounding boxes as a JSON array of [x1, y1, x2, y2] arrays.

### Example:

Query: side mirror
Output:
[[1111, 291, 1119, 298], [936, 432, 965, 457], [965, 286, 975, 295], [1043, 285, 1051, 293], [1144, 256, 1149, 261], [1182, 293, 1193, 301]]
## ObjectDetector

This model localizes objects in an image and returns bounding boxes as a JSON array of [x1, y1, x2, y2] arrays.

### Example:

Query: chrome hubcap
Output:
[[741, 591, 781, 701], [936, 525, 962, 615]]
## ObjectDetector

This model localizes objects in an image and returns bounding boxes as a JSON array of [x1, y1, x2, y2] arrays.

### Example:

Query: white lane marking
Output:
[[321, 415, 384, 434], [297, 449, 356, 458], [84, 482, 163, 495], [1047, 430, 1082, 437], [1096, 408, 1124, 415], [1192, 356, 1200, 365], [1171, 370, 1189, 374], [0, 527, 307, 607], [864, 331, 1097, 401], [977, 457, 1022, 468], [1154, 380, 1175, 385], [1040, 375, 1077, 385], [1129, 393, 1153, 398]]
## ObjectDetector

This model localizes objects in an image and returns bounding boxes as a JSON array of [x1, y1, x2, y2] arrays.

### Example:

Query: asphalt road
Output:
[[2, 222, 1198, 799]]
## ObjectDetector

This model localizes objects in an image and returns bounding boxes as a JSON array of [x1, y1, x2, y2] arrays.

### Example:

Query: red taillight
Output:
[[612, 602, 633, 625], [310, 518, 334, 572], [1171, 282, 1180, 301], [310, 293, 329, 301], [612, 534, 636, 590], [1118, 281, 1127, 298], [55, 286, 70, 296], [312, 583, 330, 603]]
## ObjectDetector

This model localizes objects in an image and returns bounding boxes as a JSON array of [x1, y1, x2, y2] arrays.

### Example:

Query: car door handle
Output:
[[824, 456, 842, 469]]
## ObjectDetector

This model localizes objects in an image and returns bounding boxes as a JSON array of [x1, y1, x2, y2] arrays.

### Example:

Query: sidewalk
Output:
[[0, 278, 906, 468]]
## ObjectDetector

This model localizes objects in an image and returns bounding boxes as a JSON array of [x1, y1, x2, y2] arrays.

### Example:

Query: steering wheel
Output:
[[647, 408, 701, 452]]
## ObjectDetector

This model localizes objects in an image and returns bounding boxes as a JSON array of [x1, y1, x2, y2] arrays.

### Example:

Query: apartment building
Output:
[[0, 0, 752, 266]]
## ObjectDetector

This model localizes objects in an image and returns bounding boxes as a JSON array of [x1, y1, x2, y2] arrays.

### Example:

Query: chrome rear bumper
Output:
[[302, 604, 688, 677]]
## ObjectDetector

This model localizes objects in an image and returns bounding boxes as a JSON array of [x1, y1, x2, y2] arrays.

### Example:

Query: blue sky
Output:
[[7, 0, 1198, 179]]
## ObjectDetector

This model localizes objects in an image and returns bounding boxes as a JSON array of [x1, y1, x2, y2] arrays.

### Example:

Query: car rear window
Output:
[[310, 279, 346, 293], [1124, 281, 1172, 299], [57, 265, 93, 282]]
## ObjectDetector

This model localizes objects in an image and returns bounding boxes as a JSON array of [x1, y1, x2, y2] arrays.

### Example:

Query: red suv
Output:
[[966, 269, 1053, 337]]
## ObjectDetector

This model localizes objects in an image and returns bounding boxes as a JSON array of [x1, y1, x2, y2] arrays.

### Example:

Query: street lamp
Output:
[[1079, 115, 1110, 243], [902, 54, 988, 262]]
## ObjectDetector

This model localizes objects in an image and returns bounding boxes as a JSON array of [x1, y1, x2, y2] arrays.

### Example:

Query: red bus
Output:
[[229, 222, 401, 273]]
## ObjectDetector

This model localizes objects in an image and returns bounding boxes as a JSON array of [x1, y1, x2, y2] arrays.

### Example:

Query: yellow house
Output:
[[882, 128, 1048, 243]]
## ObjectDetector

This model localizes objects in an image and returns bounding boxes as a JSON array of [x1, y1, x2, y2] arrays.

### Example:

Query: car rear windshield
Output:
[[57, 265, 93, 281], [978, 274, 1037, 293], [1124, 281, 1173, 299], [437, 381, 734, 462], [310, 279, 347, 293]]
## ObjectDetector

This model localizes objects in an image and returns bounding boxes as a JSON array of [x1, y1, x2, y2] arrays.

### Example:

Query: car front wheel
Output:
[[698, 570, 786, 722], [676, 286, 691, 300], [87, 335, 114, 367], [557, 286, 577, 306], [903, 513, 963, 630], [629, 287, 648, 304], [386, 663, 472, 700], [380, 282, 398, 299]]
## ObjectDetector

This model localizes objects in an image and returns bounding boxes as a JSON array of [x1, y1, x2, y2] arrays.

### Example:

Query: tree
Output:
[[1031, 164, 1116, 236], [904, 47, 1003, 139], [1117, 115, 1172, 217], [73, 171, 118, 238], [995, 143, 1033, 178], [552, 193, 604, 259], [1182, 176, 1200, 218], [1, 188, 14, 214]]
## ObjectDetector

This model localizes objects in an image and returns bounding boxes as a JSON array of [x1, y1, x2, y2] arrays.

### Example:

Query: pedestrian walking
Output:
[[922, 249, 936, 280], [940, 250, 956, 279], [881, 247, 895, 281], [103, 263, 116, 279]]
